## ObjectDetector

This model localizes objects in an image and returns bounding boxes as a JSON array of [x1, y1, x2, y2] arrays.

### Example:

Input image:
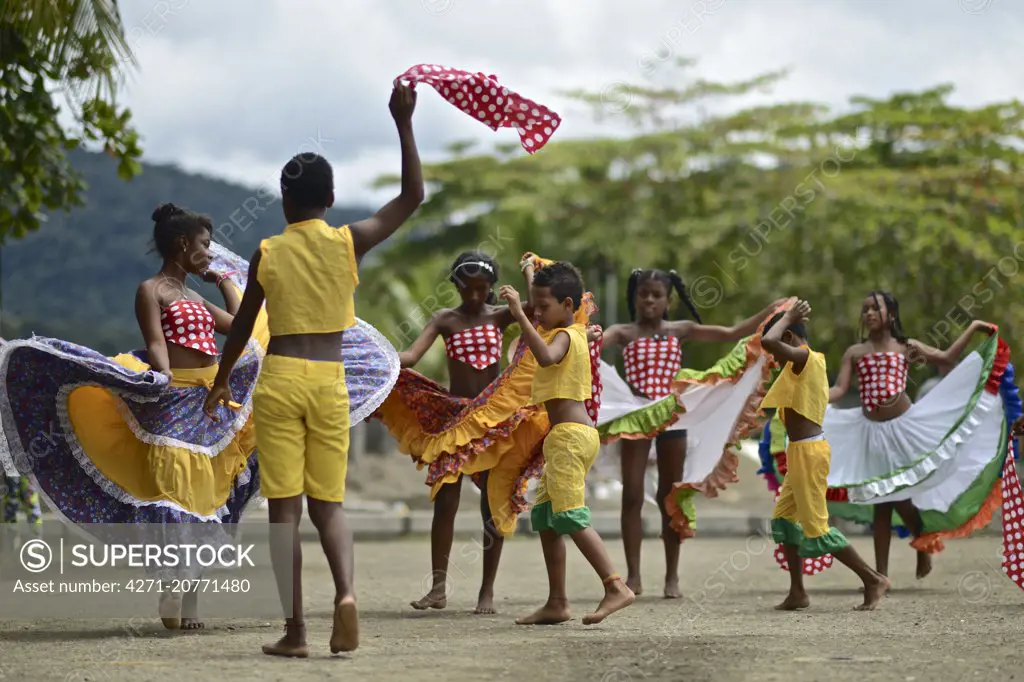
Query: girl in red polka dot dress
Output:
[[373, 251, 553, 614], [596, 268, 784, 598], [825, 290, 1010, 586]]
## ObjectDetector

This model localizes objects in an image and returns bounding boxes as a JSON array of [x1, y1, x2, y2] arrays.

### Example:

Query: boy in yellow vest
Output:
[[499, 262, 634, 627], [760, 299, 890, 611], [204, 83, 423, 657]]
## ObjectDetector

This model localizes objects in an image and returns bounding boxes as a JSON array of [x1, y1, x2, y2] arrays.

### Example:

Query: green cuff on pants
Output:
[[799, 528, 849, 558], [771, 517, 804, 546], [530, 501, 592, 535]]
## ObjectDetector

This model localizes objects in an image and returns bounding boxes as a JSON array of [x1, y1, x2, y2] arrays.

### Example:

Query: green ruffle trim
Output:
[[771, 518, 803, 546], [598, 335, 755, 440], [673, 488, 698, 531], [530, 501, 592, 535], [799, 528, 849, 558]]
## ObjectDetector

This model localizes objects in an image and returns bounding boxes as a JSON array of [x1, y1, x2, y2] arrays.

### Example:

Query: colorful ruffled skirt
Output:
[[596, 333, 774, 540], [0, 243, 400, 576], [824, 334, 1020, 556]]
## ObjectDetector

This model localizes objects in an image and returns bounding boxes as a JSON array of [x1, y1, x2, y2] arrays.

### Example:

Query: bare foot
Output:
[[582, 578, 635, 625], [916, 552, 933, 579], [515, 599, 572, 625], [330, 597, 359, 654], [855, 574, 891, 611], [262, 624, 309, 659], [180, 590, 203, 630], [159, 591, 182, 630], [181, 619, 205, 630], [774, 592, 810, 611], [663, 577, 682, 599], [474, 589, 496, 614], [625, 575, 643, 597], [410, 588, 447, 611]]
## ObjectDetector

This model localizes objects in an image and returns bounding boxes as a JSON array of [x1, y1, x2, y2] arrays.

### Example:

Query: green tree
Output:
[[362, 59, 1024, 389], [1, 0, 142, 241]]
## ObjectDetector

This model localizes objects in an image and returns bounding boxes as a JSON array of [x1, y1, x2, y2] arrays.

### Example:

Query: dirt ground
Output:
[[1, 534, 1020, 682]]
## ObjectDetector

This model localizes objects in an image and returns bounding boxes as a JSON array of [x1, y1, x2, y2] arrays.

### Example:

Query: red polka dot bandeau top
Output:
[[622, 335, 683, 400], [444, 324, 502, 370], [160, 299, 218, 356], [855, 351, 908, 411]]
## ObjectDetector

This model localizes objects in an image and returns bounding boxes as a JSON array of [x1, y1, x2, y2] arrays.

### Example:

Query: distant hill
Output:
[[0, 150, 373, 354]]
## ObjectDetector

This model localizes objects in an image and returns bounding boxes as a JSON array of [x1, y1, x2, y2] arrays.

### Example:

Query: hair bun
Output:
[[631, 268, 642, 275], [152, 203, 182, 223]]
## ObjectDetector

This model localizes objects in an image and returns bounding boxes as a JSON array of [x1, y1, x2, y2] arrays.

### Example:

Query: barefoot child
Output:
[[759, 299, 890, 611], [204, 82, 423, 657], [499, 262, 635, 626]]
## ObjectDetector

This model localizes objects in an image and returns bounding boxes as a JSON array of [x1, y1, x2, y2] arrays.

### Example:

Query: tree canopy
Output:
[[1, 0, 141, 241], [359, 59, 1024, 388]]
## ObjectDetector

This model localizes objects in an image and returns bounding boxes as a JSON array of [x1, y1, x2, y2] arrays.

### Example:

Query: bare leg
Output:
[[832, 545, 891, 610], [872, 503, 893, 577], [655, 435, 685, 599], [620, 439, 651, 596], [516, 529, 572, 624], [412, 476, 463, 610], [571, 526, 635, 624], [181, 577, 204, 630], [262, 495, 308, 658], [307, 497, 358, 653], [774, 544, 810, 610], [475, 472, 504, 614], [893, 500, 932, 579]]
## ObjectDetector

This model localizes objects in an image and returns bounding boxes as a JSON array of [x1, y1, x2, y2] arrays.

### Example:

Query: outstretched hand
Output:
[[587, 324, 603, 344], [499, 285, 524, 317], [389, 82, 417, 124]]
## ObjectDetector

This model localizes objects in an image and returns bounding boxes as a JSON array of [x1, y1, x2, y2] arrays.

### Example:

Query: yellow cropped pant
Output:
[[252, 354, 349, 502], [531, 422, 600, 535], [771, 435, 849, 558]]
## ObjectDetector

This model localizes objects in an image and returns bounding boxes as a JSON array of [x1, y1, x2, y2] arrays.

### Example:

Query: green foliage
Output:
[[1, 150, 371, 353], [361, 60, 1024, 389], [1, 0, 142, 242]]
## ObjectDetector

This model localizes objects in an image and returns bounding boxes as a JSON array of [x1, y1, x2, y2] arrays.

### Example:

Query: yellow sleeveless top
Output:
[[760, 346, 829, 426], [257, 219, 358, 336], [529, 323, 591, 405]]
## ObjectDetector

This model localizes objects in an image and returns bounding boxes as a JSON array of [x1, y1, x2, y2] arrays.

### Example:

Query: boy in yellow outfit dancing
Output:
[[760, 299, 890, 611], [204, 83, 423, 657], [499, 262, 634, 626]]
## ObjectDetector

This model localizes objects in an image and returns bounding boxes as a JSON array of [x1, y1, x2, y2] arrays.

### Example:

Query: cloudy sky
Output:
[[105, 0, 1020, 206]]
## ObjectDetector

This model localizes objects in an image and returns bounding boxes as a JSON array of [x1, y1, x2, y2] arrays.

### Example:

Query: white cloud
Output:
[[102, 0, 1021, 205]]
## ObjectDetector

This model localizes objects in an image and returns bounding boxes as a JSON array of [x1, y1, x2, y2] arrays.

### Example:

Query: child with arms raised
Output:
[[759, 299, 889, 611], [499, 262, 634, 626]]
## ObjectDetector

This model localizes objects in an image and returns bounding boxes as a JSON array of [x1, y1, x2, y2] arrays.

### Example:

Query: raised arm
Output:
[[134, 282, 172, 378], [760, 300, 810, 373], [498, 285, 570, 367], [201, 271, 242, 335], [673, 298, 787, 343], [600, 324, 629, 349], [349, 84, 424, 261], [829, 346, 856, 403], [398, 313, 442, 368]]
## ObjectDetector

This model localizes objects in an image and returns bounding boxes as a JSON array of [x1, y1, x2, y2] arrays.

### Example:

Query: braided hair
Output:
[[626, 268, 702, 323], [449, 250, 499, 304], [151, 203, 212, 262], [859, 290, 908, 344]]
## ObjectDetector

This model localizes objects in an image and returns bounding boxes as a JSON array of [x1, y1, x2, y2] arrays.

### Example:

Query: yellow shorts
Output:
[[531, 422, 599, 535], [252, 354, 350, 502], [771, 435, 850, 558]]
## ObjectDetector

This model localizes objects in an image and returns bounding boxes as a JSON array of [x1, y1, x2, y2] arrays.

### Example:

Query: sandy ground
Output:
[[1, 534, 1020, 682]]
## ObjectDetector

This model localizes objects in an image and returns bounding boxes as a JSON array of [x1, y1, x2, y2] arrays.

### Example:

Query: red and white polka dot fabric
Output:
[[444, 324, 502, 370], [160, 299, 217, 356], [770, 487, 835, 575], [395, 64, 561, 154], [623, 336, 683, 400], [855, 352, 908, 412], [1000, 451, 1024, 591], [586, 333, 603, 424]]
